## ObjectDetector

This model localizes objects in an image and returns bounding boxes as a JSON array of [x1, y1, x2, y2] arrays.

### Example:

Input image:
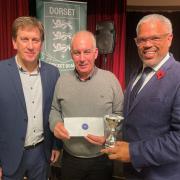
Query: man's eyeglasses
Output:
[[134, 33, 170, 46], [71, 49, 95, 57]]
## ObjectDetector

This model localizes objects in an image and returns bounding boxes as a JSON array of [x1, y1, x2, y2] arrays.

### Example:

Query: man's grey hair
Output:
[[70, 30, 96, 49], [136, 14, 173, 35]]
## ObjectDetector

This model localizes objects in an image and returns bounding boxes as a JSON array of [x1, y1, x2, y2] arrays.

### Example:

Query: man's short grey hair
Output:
[[136, 14, 173, 35], [70, 30, 96, 49]]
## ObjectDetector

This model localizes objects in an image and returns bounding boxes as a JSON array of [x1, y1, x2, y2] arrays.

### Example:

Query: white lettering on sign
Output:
[[49, 7, 75, 16]]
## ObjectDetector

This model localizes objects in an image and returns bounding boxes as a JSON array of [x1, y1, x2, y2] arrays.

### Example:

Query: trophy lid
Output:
[[104, 114, 123, 122]]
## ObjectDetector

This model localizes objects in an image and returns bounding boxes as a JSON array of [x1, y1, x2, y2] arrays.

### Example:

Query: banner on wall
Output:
[[36, 0, 87, 72]]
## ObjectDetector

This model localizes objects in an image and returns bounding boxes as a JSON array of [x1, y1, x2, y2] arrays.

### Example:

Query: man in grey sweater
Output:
[[49, 30, 124, 180]]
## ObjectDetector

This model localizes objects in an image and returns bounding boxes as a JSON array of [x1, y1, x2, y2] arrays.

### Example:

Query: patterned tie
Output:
[[129, 67, 152, 107]]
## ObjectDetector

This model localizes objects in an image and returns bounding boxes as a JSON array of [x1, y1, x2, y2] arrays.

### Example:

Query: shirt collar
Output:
[[152, 53, 170, 72], [137, 53, 170, 75], [75, 66, 97, 81], [142, 53, 170, 73], [15, 55, 41, 75]]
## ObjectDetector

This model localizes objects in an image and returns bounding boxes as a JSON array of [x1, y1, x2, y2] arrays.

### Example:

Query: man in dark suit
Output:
[[102, 14, 180, 180], [0, 16, 62, 180]]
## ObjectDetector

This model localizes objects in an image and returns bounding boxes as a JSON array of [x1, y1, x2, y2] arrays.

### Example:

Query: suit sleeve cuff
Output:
[[129, 142, 146, 170]]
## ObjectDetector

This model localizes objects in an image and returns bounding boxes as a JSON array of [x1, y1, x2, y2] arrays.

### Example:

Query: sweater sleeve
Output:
[[111, 73, 124, 116], [49, 78, 63, 132]]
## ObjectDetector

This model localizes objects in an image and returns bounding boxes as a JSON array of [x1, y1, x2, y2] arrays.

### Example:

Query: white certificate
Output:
[[64, 117, 104, 137]]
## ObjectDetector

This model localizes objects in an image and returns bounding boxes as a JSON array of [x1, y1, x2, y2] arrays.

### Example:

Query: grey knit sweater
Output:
[[49, 68, 124, 158]]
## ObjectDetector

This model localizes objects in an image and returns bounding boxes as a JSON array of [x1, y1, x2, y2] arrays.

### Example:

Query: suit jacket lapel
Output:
[[126, 56, 175, 115], [129, 75, 156, 112], [39, 62, 47, 114], [124, 68, 141, 115], [124, 75, 136, 114], [7, 58, 27, 112]]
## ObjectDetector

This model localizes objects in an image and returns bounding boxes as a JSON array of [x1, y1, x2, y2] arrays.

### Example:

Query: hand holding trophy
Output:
[[104, 114, 124, 148]]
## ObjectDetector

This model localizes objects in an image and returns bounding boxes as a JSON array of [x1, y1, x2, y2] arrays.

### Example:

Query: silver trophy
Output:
[[104, 114, 123, 148]]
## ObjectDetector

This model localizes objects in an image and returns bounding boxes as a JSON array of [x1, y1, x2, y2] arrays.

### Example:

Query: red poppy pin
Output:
[[156, 70, 165, 80]]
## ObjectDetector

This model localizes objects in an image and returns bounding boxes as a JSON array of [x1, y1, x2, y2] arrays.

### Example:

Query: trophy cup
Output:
[[104, 114, 123, 148]]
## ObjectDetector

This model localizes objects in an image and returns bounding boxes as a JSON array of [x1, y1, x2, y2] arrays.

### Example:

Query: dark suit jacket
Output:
[[123, 55, 180, 180], [0, 57, 61, 176]]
